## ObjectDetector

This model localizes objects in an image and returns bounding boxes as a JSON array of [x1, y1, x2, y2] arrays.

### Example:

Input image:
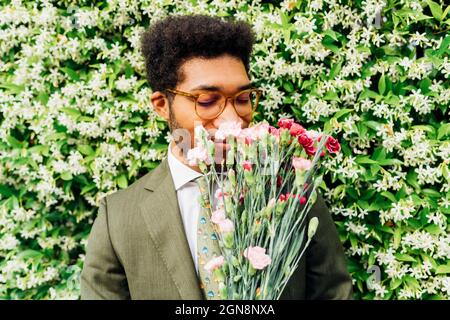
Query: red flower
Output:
[[306, 146, 317, 156], [278, 118, 294, 129], [300, 196, 307, 204], [289, 123, 306, 137], [298, 133, 317, 156], [298, 133, 314, 148], [242, 160, 253, 171], [279, 194, 287, 202], [239, 192, 245, 205], [277, 175, 282, 187], [325, 136, 341, 154]]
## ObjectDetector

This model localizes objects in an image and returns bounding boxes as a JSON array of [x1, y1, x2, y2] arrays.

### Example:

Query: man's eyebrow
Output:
[[190, 83, 253, 91]]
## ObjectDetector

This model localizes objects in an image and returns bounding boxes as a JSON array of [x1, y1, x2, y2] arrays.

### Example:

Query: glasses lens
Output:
[[196, 93, 224, 119], [195, 90, 260, 119], [234, 90, 258, 116]]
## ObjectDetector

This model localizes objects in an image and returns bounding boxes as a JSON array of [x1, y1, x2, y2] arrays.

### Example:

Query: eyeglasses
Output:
[[165, 88, 263, 120]]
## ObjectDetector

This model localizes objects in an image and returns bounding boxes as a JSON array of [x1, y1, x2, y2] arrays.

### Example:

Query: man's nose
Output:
[[218, 97, 243, 125]]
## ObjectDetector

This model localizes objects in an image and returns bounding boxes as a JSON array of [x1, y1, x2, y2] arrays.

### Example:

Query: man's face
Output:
[[152, 54, 253, 162]]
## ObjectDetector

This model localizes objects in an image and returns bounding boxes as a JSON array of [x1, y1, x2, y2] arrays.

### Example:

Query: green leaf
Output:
[[435, 264, 450, 274], [329, 60, 342, 79], [437, 123, 450, 139], [6, 135, 23, 148], [355, 156, 378, 164], [81, 183, 97, 195], [395, 253, 416, 263], [37, 91, 49, 105], [283, 81, 294, 93], [381, 191, 397, 203], [322, 42, 339, 54], [394, 228, 402, 249], [117, 174, 128, 189], [334, 108, 353, 119], [442, 164, 449, 180], [61, 107, 81, 119], [359, 89, 380, 101], [323, 90, 340, 101], [17, 250, 43, 260], [378, 73, 386, 95], [422, 188, 442, 198], [0, 185, 14, 197], [372, 147, 386, 161], [405, 276, 421, 291], [0, 83, 25, 94], [322, 29, 338, 41], [406, 171, 421, 191], [61, 172, 73, 181], [28, 145, 49, 155], [61, 67, 80, 81], [152, 143, 168, 151], [390, 278, 403, 290], [349, 234, 358, 249], [426, 0, 444, 21], [442, 5, 450, 21], [128, 116, 143, 123], [411, 124, 436, 135], [377, 158, 403, 166], [425, 224, 443, 235], [77, 145, 94, 156], [364, 121, 382, 131]]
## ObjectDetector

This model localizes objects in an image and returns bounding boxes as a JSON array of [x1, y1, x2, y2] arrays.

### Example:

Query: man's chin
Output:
[[212, 142, 230, 167]]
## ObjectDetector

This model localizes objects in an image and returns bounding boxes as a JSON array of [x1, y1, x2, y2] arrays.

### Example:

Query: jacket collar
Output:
[[140, 157, 203, 299]]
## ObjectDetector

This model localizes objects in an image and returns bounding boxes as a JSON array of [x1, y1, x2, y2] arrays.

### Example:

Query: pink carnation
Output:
[[292, 157, 312, 171], [218, 218, 234, 233], [204, 256, 225, 272], [211, 208, 226, 224], [239, 122, 270, 142], [268, 198, 276, 208], [268, 126, 281, 142], [243, 246, 272, 270], [186, 146, 209, 166], [215, 121, 243, 141], [289, 123, 306, 137], [214, 188, 228, 199]]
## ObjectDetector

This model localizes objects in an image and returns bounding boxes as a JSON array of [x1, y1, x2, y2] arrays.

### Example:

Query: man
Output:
[[80, 14, 353, 300]]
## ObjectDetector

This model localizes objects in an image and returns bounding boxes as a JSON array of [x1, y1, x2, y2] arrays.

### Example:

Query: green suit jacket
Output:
[[80, 158, 353, 300]]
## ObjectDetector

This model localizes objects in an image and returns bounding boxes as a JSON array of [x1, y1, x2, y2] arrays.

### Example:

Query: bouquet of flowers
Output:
[[187, 118, 341, 300]]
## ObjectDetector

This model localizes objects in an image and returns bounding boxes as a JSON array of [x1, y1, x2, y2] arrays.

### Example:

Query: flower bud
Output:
[[228, 168, 236, 188], [244, 170, 254, 185], [308, 217, 319, 239]]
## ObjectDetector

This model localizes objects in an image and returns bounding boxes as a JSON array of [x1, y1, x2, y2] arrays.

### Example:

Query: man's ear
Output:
[[151, 91, 170, 121]]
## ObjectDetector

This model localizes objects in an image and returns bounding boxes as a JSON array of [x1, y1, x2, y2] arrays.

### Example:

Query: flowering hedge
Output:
[[0, 0, 449, 299]]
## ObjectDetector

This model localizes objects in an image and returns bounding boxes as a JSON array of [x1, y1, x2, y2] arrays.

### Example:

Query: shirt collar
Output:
[[167, 141, 203, 190]]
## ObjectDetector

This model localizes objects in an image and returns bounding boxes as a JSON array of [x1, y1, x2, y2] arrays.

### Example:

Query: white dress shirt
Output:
[[167, 142, 203, 274]]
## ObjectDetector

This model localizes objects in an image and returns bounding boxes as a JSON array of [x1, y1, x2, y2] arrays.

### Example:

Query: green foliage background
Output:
[[0, 0, 449, 299]]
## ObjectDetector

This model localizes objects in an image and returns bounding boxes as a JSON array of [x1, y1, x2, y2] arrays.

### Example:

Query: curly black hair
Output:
[[140, 14, 256, 95]]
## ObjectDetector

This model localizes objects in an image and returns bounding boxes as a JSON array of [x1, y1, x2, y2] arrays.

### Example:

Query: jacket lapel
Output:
[[139, 158, 203, 300]]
